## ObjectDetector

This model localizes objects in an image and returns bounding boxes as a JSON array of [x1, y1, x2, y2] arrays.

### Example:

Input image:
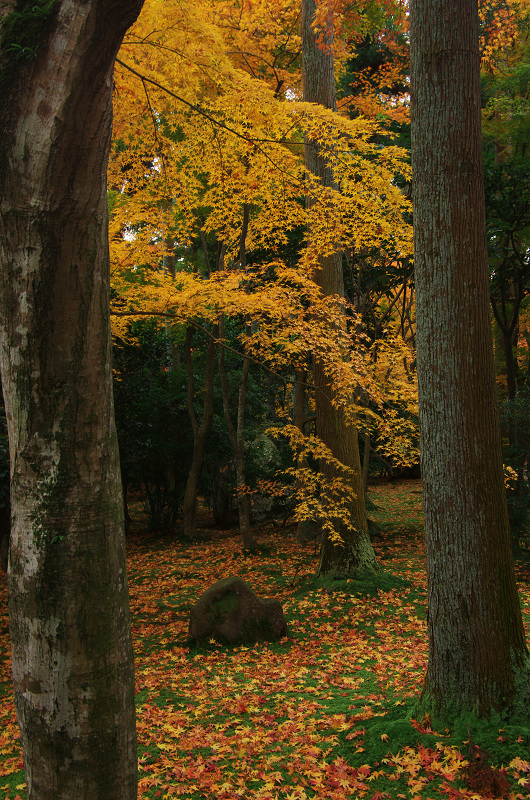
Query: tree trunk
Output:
[[163, 231, 180, 371], [218, 319, 256, 549], [503, 326, 519, 400], [217, 211, 256, 549], [294, 369, 316, 542], [302, 0, 376, 577], [0, 1, 144, 797], [410, 0, 530, 718], [361, 431, 371, 495], [182, 323, 218, 538], [490, 294, 522, 400]]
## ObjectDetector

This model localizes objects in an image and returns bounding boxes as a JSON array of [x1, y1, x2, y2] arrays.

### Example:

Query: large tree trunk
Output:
[[410, 0, 529, 718], [302, 0, 376, 577], [182, 323, 218, 538], [0, 1, 144, 797]]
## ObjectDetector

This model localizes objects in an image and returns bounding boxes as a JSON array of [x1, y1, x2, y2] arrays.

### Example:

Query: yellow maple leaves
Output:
[[108, 0, 418, 532]]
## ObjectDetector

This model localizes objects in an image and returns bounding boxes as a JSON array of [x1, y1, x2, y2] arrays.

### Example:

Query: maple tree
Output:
[[108, 0, 414, 548], [302, 0, 376, 576]]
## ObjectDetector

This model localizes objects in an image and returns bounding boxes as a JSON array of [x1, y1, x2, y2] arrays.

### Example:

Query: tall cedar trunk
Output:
[[302, 0, 376, 576], [182, 324, 218, 537], [410, 0, 530, 717], [0, 1, 144, 797]]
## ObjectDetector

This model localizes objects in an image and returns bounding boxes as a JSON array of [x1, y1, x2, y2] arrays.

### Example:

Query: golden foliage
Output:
[[109, 0, 417, 534]]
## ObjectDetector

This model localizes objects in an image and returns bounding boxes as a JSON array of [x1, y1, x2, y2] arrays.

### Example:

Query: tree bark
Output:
[[0, 1, 144, 797], [410, 0, 530, 718], [302, 0, 376, 576], [182, 323, 218, 538]]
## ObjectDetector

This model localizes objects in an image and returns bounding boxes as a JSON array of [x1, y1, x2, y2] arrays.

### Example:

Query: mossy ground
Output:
[[1, 478, 530, 799]]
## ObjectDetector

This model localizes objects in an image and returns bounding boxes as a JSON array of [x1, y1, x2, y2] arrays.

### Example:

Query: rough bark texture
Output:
[[410, 0, 530, 718], [302, 0, 376, 576], [0, 1, 144, 796]]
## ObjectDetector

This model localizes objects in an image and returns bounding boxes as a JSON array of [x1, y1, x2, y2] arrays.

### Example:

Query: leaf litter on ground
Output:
[[1, 479, 530, 799]]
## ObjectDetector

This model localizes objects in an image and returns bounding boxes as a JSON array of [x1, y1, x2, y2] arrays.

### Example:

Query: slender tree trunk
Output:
[[182, 323, 218, 537], [0, 1, 144, 797], [410, 0, 529, 718], [218, 319, 255, 550], [216, 210, 256, 549], [503, 327, 519, 400], [163, 230, 180, 371], [302, 0, 376, 576], [361, 431, 371, 494], [294, 369, 316, 542], [490, 294, 522, 400]]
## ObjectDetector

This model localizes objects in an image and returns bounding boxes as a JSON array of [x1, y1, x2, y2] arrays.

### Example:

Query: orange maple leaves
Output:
[[2, 482, 530, 798]]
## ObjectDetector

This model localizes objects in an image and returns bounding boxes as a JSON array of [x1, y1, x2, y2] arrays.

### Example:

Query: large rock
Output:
[[189, 576, 288, 645]]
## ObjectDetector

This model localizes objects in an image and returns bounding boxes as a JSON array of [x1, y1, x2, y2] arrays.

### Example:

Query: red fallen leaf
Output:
[[439, 784, 463, 799], [346, 728, 365, 740], [411, 713, 433, 734]]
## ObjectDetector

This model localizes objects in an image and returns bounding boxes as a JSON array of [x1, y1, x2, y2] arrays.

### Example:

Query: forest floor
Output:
[[1, 479, 530, 799]]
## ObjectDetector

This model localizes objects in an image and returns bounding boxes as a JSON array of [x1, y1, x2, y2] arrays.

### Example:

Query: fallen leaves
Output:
[[0, 481, 529, 800]]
